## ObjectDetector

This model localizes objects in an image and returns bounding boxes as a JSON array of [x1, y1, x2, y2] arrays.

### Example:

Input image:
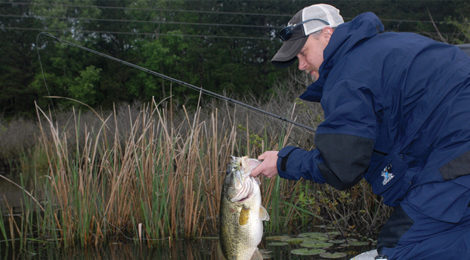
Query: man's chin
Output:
[[310, 73, 318, 82]]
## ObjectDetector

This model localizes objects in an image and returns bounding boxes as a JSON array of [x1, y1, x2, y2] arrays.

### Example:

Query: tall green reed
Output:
[[26, 97, 264, 246]]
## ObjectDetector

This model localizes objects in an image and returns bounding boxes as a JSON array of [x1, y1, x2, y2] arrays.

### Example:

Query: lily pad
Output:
[[297, 232, 329, 240], [328, 239, 346, 244], [286, 237, 304, 245], [265, 235, 291, 241], [298, 232, 325, 237], [291, 248, 326, 256], [326, 231, 342, 237], [319, 252, 348, 259], [300, 240, 333, 249], [267, 242, 289, 247], [346, 241, 370, 247]]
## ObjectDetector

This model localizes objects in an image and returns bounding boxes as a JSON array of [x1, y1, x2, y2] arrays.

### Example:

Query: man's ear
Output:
[[321, 27, 334, 41], [322, 27, 334, 36]]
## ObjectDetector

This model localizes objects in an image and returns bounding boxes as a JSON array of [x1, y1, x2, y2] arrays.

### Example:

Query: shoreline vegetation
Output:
[[0, 78, 391, 250]]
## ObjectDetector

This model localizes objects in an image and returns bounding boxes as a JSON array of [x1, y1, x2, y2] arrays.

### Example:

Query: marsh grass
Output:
[[27, 96, 281, 247], [0, 76, 390, 248]]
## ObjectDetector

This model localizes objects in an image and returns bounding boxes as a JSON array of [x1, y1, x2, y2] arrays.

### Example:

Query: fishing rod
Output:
[[37, 32, 316, 133]]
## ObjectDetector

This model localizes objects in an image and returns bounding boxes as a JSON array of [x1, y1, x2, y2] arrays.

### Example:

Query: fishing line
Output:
[[36, 32, 316, 133]]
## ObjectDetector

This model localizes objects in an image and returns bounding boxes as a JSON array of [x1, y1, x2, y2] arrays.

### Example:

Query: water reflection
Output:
[[1, 238, 371, 260], [0, 174, 24, 214], [1, 239, 221, 260]]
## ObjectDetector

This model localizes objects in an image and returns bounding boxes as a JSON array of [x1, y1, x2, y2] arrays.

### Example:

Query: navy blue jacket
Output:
[[277, 12, 470, 221]]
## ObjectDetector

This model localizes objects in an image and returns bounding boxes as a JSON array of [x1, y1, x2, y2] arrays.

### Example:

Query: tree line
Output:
[[1, 0, 469, 118]]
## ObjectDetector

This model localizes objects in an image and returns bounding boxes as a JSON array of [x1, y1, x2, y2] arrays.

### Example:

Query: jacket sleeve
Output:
[[277, 79, 376, 190], [315, 133, 374, 189], [276, 146, 326, 183]]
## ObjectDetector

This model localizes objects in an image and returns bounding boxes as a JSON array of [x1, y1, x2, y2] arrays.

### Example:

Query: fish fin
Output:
[[239, 207, 250, 225], [250, 248, 263, 260], [217, 241, 228, 260], [259, 206, 270, 221]]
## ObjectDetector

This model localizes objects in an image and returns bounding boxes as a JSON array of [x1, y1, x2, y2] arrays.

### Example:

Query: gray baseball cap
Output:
[[272, 4, 344, 67]]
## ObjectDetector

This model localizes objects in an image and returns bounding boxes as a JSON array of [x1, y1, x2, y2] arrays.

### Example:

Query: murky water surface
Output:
[[0, 174, 24, 213], [1, 238, 373, 259]]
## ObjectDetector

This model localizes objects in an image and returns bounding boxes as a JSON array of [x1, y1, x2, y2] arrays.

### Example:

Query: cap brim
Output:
[[271, 37, 308, 68]]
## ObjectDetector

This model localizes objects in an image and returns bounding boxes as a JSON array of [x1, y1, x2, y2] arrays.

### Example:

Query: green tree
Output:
[[2, 0, 470, 118], [0, 0, 42, 117], [69, 65, 102, 105]]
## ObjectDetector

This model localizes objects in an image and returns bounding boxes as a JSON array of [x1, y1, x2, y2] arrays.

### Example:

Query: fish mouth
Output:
[[235, 196, 249, 202], [231, 192, 251, 203], [230, 176, 254, 202]]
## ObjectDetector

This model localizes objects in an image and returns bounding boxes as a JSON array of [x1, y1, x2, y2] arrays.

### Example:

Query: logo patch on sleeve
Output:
[[381, 164, 394, 185]]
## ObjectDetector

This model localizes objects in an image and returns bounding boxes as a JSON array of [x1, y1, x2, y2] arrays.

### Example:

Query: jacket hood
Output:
[[299, 12, 385, 102]]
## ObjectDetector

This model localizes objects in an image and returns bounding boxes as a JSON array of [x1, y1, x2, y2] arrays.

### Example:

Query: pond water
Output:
[[1, 236, 374, 259], [0, 175, 24, 213], [1, 239, 217, 259]]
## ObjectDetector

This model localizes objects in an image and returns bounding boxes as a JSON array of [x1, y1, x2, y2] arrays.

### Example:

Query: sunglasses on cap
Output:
[[277, 18, 330, 41]]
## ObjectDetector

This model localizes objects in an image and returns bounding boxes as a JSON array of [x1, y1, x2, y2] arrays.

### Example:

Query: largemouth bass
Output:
[[219, 156, 270, 260]]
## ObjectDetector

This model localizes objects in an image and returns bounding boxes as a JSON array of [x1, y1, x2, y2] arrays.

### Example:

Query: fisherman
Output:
[[251, 3, 470, 259]]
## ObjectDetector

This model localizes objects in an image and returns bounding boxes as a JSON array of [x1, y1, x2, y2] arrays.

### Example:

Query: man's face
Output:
[[296, 27, 333, 82]]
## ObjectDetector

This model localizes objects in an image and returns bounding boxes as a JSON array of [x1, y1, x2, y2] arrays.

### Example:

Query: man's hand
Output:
[[250, 151, 279, 178]]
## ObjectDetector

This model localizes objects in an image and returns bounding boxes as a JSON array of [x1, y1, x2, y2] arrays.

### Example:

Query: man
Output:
[[251, 3, 470, 259]]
